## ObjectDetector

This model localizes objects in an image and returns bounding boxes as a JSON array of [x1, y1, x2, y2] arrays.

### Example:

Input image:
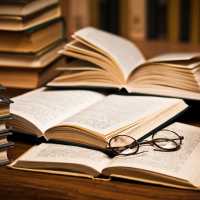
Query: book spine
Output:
[[89, 0, 100, 28], [147, 0, 159, 39], [157, 0, 167, 39], [119, 0, 129, 38], [190, 0, 200, 43], [128, 0, 146, 40], [167, 0, 181, 42], [99, 0, 119, 34], [179, 0, 191, 42], [64, 0, 90, 39]]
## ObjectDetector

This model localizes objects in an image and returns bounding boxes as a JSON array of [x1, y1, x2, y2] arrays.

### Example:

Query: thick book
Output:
[[0, 40, 64, 68], [0, 140, 14, 166], [0, 97, 12, 118], [48, 27, 200, 100], [0, 0, 34, 4], [10, 123, 200, 190], [7, 88, 187, 151], [0, 117, 13, 132], [0, 56, 64, 89], [190, 0, 200, 43], [0, 132, 14, 149], [120, 0, 146, 40], [167, 0, 181, 42], [0, 18, 64, 53], [0, 39, 65, 89], [0, 4, 61, 31], [0, 0, 58, 16]]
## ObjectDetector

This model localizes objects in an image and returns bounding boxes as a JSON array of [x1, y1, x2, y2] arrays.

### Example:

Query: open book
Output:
[[7, 88, 187, 151], [10, 123, 200, 190], [48, 27, 200, 100]]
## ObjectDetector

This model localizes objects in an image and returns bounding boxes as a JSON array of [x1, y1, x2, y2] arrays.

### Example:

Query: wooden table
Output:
[[0, 139, 199, 200]]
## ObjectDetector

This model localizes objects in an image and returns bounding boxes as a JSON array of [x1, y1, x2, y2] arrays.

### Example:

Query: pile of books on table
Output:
[[0, 86, 14, 165], [0, 0, 66, 90], [7, 27, 200, 190]]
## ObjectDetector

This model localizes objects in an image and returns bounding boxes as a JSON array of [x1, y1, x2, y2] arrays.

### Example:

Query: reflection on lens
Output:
[[109, 135, 139, 155], [153, 138, 178, 150], [152, 129, 182, 151], [109, 135, 134, 147]]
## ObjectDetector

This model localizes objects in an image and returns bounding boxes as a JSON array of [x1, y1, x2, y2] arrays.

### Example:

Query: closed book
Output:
[[0, 56, 65, 89], [120, 0, 146, 40], [167, 0, 181, 42], [190, 0, 200, 43], [0, 4, 61, 31], [0, 40, 65, 68], [0, 117, 13, 132], [0, 18, 64, 53], [0, 0, 59, 16], [0, 142, 14, 166], [0, 97, 12, 118], [0, 0, 34, 4], [179, 0, 191, 42]]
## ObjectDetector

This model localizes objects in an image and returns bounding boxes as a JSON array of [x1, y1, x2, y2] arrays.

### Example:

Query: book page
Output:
[[13, 143, 111, 174], [108, 123, 200, 181], [61, 95, 181, 136], [74, 27, 145, 80], [10, 88, 105, 133], [148, 52, 200, 63]]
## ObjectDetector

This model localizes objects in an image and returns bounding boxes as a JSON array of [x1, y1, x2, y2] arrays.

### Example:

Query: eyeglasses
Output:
[[106, 129, 184, 158]]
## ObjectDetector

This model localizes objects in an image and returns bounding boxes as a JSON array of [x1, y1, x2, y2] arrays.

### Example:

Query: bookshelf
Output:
[[134, 39, 200, 59], [61, 0, 200, 45]]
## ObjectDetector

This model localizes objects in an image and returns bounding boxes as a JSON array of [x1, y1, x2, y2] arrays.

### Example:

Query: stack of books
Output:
[[0, 86, 14, 166], [0, 0, 66, 89]]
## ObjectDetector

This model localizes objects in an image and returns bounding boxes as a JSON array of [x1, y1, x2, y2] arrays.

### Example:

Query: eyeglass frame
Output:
[[106, 129, 184, 158]]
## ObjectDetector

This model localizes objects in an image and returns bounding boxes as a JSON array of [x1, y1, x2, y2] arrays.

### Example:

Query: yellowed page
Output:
[[10, 88, 105, 134], [74, 27, 145, 80], [11, 143, 111, 175], [60, 95, 185, 137], [108, 123, 200, 188], [148, 52, 200, 63]]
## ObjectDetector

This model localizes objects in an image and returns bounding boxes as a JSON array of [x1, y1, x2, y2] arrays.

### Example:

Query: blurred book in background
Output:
[[61, 0, 200, 43]]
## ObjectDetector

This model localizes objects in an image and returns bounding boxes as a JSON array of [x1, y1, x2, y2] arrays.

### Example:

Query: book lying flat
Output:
[[0, 18, 64, 53], [0, 4, 61, 31], [0, 40, 64, 68], [48, 27, 200, 100], [10, 123, 200, 190], [0, 97, 12, 118], [0, 57, 64, 89], [7, 88, 187, 150], [0, 0, 33, 4], [0, 38, 65, 89], [0, 0, 59, 16], [0, 132, 14, 149]]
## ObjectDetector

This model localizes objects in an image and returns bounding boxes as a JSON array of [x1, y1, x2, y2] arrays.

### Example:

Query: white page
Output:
[[62, 95, 182, 136], [15, 143, 111, 173], [108, 123, 200, 181], [10, 88, 105, 133], [74, 27, 145, 80]]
